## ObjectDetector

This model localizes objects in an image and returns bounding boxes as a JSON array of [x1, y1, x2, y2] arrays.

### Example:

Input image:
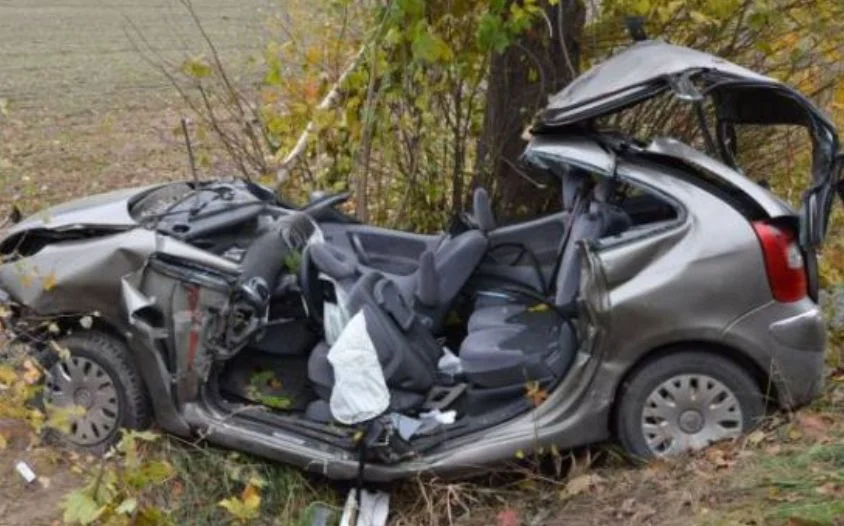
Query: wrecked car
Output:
[[0, 40, 841, 481]]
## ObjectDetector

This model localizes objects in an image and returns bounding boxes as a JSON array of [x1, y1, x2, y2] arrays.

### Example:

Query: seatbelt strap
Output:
[[549, 186, 590, 285]]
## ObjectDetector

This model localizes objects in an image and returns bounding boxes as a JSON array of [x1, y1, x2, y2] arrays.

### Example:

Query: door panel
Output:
[[477, 212, 568, 292], [320, 223, 440, 276]]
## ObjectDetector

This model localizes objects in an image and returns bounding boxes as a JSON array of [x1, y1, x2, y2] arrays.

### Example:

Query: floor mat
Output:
[[219, 351, 314, 411]]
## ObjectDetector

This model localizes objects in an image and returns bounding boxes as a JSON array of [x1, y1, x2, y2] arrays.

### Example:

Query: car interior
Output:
[[208, 160, 679, 451]]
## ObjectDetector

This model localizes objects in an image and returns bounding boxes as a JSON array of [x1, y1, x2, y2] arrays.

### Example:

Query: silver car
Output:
[[0, 41, 840, 480]]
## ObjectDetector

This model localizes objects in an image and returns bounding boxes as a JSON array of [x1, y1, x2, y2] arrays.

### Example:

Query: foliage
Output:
[[61, 431, 175, 525]]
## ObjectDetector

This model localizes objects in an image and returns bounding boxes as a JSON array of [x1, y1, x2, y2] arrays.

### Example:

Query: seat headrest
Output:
[[472, 187, 496, 232], [309, 242, 357, 280], [594, 177, 617, 203], [414, 250, 438, 306]]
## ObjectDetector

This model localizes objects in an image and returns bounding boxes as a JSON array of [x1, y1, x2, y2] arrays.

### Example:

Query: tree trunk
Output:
[[476, 0, 585, 216]]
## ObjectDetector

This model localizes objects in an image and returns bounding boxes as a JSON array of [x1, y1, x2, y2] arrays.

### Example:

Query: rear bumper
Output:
[[723, 298, 826, 409]]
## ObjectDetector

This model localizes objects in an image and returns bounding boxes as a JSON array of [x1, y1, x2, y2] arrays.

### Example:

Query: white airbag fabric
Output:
[[327, 310, 389, 424], [322, 274, 350, 346]]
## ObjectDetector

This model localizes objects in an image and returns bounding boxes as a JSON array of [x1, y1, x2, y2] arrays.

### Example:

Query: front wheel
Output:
[[615, 351, 766, 458], [41, 331, 151, 453]]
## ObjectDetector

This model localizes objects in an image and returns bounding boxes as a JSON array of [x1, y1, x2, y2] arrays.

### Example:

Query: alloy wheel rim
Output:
[[44, 356, 120, 446], [641, 374, 743, 456]]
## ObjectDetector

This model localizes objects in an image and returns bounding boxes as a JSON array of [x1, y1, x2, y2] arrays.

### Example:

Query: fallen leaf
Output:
[[22, 360, 42, 385], [764, 444, 783, 455], [241, 483, 261, 509], [704, 447, 735, 470], [747, 429, 766, 446], [0, 365, 17, 386], [116, 498, 137, 515], [0, 433, 7, 450], [496, 508, 521, 526], [62, 490, 105, 525], [561, 473, 603, 499], [171, 480, 184, 499], [796, 413, 830, 441], [50, 341, 71, 360], [524, 381, 548, 407], [42, 272, 57, 291], [814, 482, 842, 496]]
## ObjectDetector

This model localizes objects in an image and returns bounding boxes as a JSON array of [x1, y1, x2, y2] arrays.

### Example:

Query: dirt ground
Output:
[[0, 2, 268, 523], [0, 419, 82, 526]]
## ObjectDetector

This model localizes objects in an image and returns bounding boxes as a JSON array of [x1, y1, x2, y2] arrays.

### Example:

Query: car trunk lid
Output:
[[534, 40, 842, 248]]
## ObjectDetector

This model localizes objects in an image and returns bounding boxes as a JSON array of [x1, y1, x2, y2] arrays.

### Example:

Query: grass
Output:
[[146, 439, 341, 525], [0, 0, 267, 114]]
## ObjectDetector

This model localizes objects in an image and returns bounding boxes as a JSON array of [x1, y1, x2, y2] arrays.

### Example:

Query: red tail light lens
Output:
[[752, 221, 807, 302]]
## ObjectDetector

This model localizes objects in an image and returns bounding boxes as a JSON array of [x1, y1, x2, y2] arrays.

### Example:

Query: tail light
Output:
[[752, 221, 807, 302]]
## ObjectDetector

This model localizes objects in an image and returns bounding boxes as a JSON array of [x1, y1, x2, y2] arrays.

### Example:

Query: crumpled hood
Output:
[[4, 184, 159, 238]]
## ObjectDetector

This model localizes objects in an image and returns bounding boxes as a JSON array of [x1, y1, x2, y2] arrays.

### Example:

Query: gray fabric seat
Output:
[[460, 310, 576, 387], [393, 229, 487, 330], [459, 175, 631, 388], [307, 249, 443, 414], [466, 176, 630, 333], [472, 187, 496, 232]]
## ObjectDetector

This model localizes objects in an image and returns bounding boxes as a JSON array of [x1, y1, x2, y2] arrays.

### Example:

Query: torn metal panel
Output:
[[5, 185, 154, 237], [0, 226, 240, 325]]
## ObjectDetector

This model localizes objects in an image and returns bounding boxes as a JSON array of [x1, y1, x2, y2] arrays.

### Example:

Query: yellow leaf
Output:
[[527, 303, 549, 313], [524, 381, 548, 407], [42, 271, 57, 291], [241, 483, 261, 510], [49, 340, 71, 360], [0, 365, 17, 386], [0, 433, 7, 450], [560, 473, 603, 499], [747, 429, 766, 446]]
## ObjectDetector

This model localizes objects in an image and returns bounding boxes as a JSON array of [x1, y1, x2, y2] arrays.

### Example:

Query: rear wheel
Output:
[[615, 351, 765, 458], [42, 332, 151, 453]]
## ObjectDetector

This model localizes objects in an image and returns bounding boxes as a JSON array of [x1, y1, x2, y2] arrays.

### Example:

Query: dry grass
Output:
[[0, 0, 268, 114]]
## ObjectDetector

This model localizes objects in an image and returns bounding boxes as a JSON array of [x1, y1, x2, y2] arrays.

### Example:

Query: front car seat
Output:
[[306, 244, 443, 414]]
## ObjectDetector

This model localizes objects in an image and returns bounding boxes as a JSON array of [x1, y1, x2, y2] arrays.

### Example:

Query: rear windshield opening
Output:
[[731, 124, 813, 207], [614, 182, 678, 228]]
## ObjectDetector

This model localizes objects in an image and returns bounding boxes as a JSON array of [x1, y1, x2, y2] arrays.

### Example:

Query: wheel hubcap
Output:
[[44, 356, 120, 446], [641, 374, 743, 456]]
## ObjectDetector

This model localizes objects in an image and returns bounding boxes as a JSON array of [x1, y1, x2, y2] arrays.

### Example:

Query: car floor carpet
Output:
[[219, 351, 314, 412]]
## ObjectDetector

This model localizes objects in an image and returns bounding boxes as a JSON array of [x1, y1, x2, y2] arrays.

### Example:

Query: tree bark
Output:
[[476, 0, 586, 216]]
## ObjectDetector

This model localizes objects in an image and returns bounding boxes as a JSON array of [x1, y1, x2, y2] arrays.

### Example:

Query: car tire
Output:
[[41, 331, 152, 454], [615, 351, 765, 459]]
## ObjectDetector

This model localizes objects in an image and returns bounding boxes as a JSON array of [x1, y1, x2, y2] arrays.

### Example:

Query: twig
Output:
[[274, 44, 368, 183]]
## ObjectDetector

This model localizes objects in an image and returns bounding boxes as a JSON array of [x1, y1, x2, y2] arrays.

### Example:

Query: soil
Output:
[[0, 419, 82, 526]]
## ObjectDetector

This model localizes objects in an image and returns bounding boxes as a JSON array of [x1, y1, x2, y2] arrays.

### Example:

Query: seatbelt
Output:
[[549, 185, 591, 287]]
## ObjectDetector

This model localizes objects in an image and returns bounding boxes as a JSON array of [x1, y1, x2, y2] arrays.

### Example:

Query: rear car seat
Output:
[[458, 176, 631, 388]]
